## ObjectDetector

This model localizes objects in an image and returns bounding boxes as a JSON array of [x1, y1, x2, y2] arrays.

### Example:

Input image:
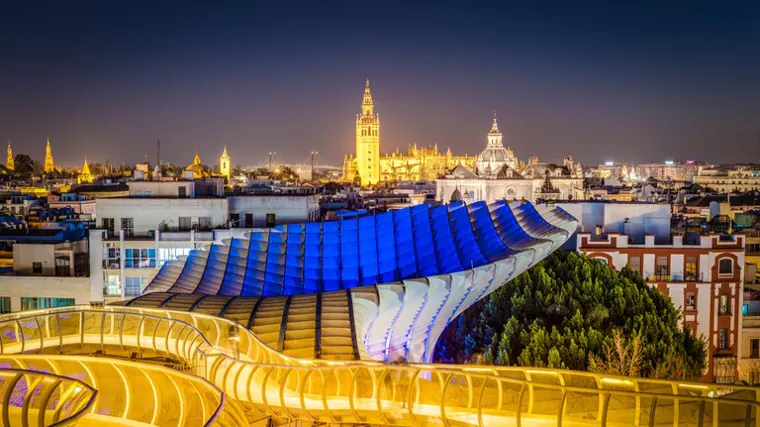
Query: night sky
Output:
[[1, 2, 759, 168]]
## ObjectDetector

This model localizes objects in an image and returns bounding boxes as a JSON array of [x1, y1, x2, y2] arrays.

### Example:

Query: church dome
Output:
[[475, 114, 516, 176]]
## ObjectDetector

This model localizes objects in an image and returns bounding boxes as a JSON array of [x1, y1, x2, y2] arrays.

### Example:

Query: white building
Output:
[[436, 115, 585, 204], [553, 201, 672, 245], [228, 194, 320, 228], [92, 197, 227, 300]]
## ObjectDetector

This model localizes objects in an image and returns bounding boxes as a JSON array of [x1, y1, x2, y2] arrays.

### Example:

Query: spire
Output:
[[222, 145, 228, 156], [44, 137, 56, 173], [361, 78, 374, 115], [193, 149, 201, 165], [490, 111, 500, 134], [6, 142, 13, 171], [78, 156, 94, 184], [486, 112, 504, 148]]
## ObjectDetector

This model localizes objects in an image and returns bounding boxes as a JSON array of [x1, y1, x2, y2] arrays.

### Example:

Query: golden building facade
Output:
[[343, 81, 475, 185]]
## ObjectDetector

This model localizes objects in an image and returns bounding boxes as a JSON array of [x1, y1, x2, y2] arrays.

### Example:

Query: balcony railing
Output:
[[647, 273, 703, 283]]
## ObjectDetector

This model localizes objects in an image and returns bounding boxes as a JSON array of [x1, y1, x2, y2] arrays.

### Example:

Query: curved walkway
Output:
[[0, 306, 756, 426]]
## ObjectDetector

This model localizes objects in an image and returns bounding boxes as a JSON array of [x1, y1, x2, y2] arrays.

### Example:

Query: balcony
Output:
[[646, 273, 703, 283], [160, 230, 213, 242]]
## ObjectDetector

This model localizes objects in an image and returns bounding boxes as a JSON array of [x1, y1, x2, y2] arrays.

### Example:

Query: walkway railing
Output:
[[0, 368, 96, 427], [0, 305, 758, 426]]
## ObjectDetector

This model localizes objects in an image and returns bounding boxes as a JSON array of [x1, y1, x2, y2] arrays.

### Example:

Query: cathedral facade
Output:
[[436, 115, 585, 204], [342, 81, 475, 185]]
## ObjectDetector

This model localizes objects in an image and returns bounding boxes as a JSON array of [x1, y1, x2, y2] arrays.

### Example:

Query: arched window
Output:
[[719, 258, 733, 275]]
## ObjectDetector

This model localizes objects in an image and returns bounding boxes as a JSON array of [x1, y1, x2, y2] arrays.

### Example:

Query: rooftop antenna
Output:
[[157, 139, 160, 167]]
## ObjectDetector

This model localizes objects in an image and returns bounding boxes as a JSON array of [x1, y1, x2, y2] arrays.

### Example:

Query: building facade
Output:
[[436, 116, 584, 204], [341, 80, 475, 185], [578, 232, 745, 383], [696, 166, 760, 192]]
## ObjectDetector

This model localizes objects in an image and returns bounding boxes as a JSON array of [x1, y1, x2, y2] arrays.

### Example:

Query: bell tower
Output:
[[220, 146, 231, 181], [356, 79, 380, 185]]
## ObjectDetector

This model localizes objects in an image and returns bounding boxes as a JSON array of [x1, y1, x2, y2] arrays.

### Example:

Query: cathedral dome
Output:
[[475, 114, 516, 176]]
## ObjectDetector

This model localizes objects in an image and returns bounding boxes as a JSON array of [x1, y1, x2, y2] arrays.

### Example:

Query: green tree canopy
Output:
[[434, 251, 706, 380]]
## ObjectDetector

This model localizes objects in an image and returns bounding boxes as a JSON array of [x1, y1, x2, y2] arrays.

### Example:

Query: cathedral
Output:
[[436, 115, 585, 204], [341, 80, 475, 185]]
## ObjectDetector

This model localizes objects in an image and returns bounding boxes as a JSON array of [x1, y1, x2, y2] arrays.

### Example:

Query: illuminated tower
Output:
[[356, 79, 380, 185], [5, 142, 13, 171], [43, 137, 56, 173], [219, 146, 231, 180], [77, 157, 94, 184]]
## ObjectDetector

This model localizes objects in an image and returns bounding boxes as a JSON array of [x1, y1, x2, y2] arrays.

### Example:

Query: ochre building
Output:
[[342, 80, 475, 185]]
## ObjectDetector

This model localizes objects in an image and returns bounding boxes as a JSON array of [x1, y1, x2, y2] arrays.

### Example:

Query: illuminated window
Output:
[[685, 256, 698, 281], [752, 339, 760, 359]]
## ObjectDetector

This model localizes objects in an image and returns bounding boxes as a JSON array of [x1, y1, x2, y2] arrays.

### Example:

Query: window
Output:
[[629, 256, 641, 275], [0, 297, 10, 314], [105, 275, 121, 296], [685, 256, 698, 281], [718, 329, 728, 350], [125, 277, 144, 297], [32, 262, 42, 274], [54, 256, 70, 276], [685, 293, 696, 310], [655, 256, 668, 277], [266, 213, 276, 228], [124, 248, 156, 269], [121, 217, 134, 237], [20, 297, 75, 311], [719, 258, 733, 275], [744, 303, 749, 316], [102, 218, 115, 237], [594, 257, 608, 265], [719, 294, 730, 315], [752, 339, 760, 359], [158, 247, 191, 265], [179, 217, 192, 231], [198, 217, 212, 230], [104, 247, 121, 269]]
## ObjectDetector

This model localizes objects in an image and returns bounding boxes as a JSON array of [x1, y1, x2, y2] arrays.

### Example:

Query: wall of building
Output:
[[12, 241, 88, 276], [228, 195, 320, 228], [578, 232, 745, 383], [96, 198, 228, 233], [0, 276, 99, 312], [555, 202, 671, 245], [128, 181, 195, 197]]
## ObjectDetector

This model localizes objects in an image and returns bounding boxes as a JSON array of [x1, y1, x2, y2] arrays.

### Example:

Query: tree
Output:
[[434, 251, 707, 380], [13, 154, 34, 178]]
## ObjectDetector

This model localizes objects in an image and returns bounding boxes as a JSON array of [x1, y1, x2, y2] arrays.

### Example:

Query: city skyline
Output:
[[1, 2, 760, 167]]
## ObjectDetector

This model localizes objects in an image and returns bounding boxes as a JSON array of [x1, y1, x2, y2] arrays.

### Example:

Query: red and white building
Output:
[[578, 231, 745, 383]]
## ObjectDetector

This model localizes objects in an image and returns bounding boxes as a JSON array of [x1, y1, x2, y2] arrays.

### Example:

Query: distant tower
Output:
[[43, 137, 56, 173], [356, 79, 380, 186], [219, 146, 231, 180], [77, 157, 94, 184], [5, 142, 13, 171]]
